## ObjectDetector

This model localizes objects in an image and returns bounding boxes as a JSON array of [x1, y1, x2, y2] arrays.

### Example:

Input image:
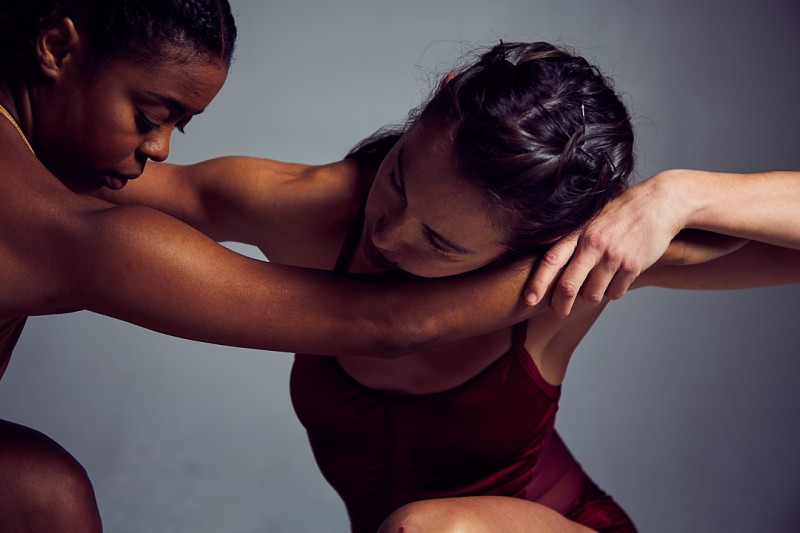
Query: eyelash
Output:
[[426, 233, 450, 255], [136, 113, 186, 134], [136, 112, 161, 133], [387, 168, 402, 193]]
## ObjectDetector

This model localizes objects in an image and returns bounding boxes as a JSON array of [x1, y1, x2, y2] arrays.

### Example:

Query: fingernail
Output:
[[525, 293, 539, 306]]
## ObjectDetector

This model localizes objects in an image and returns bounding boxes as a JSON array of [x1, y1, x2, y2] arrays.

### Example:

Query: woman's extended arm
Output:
[[636, 240, 800, 290], [640, 169, 800, 247], [94, 212, 538, 357], [7, 149, 539, 359], [528, 169, 800, 314]]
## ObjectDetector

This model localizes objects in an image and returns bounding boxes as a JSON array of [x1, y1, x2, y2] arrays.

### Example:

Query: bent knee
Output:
[[0, 420, 101, 532], [378, 500, 483, 533]]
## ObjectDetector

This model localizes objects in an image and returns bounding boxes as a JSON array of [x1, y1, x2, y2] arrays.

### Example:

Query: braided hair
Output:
[[349, 41, 634, 258], [0, 0, 237, 79]]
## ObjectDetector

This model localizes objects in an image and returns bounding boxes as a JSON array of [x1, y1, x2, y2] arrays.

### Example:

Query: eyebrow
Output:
[[146, 91, 205, 117]]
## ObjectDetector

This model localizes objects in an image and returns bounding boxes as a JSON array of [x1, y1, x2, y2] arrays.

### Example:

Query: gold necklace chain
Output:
[[0, 103, 35, 154]]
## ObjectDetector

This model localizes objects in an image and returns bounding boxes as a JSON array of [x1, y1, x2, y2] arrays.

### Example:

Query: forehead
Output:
[[94, 49, 228, 110], [399, 120, 505, 249]]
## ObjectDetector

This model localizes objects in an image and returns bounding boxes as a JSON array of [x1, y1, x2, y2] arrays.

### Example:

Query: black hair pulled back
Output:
[[350, 41, 635, 258], [0, 0, 237, 79]]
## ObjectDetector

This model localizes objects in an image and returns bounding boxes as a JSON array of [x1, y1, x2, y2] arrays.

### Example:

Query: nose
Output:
[[371, 212, 411, 253], [138, 129, 171, 162]]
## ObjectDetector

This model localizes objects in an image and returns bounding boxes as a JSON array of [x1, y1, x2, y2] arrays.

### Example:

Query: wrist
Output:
[[652, 168, 707, 232]]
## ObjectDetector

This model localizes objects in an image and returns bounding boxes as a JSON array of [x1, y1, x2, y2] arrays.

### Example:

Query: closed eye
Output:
[[136, 112, 161, 133], [423, 224, 472, 256], [387, 168, 402, 193], [425, 231, 452, 255], [386, 147, 406, 197]]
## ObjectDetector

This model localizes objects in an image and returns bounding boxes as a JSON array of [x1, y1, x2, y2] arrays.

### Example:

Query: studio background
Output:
[[1, 0, 798, 531]]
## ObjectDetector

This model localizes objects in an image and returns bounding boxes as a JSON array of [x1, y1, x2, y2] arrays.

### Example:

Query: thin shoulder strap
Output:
[[0, 103, 35, 154], [333, 207, 366, 273], [511, 320, 529, 348]]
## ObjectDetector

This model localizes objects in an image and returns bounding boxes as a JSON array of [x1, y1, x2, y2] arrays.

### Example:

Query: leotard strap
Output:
[[0, 103, 34, 154]]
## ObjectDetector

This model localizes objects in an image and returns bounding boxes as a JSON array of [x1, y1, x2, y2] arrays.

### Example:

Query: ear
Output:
[[36, 18, 81, 79]]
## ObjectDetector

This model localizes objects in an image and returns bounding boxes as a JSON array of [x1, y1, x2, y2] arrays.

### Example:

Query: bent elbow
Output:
[[368, 311, 444, 359]]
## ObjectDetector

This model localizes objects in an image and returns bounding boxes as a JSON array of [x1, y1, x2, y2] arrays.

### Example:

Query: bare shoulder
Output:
[[0, 146, 109, 316], [138, 155, 372, 267], [245, 157, 372, 268]]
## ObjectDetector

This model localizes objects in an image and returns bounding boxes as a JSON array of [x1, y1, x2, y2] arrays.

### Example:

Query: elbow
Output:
[[368, 310, 444, 359]]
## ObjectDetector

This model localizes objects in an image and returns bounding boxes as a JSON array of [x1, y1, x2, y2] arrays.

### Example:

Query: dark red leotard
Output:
[[0, 317, 26, 379], [290, 215, 636, 533]]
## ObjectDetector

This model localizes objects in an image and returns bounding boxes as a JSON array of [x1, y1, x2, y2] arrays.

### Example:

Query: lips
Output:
[[101, 171, 141, 190], [102, 174, 127, 190]]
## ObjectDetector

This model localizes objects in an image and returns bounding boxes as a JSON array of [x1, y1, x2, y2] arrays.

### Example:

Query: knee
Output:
[[0, 420, 102, 532], [378, 499, 478, 533], [26, 448, 99, 525]]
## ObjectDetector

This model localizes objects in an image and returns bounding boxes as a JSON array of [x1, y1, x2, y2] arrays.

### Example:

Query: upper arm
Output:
[[2, 143, 539, 358], [32, 202, 395, 354], [105, 157, 367, 262], [51, 204, 537, 357]]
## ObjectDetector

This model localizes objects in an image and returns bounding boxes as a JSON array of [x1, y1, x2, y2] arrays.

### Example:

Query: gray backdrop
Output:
[[1, 0, 799, 531]]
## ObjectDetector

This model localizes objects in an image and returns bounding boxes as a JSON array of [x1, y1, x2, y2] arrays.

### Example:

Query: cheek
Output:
[[76, 124, 142, 173], [54, 100, 128, 163], [405, 252, 502, 278], [75, 82, 141, 157], [395, 250, 472, 278]]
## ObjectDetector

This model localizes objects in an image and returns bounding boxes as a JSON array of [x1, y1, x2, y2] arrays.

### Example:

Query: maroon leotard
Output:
[[290, 216, 636, 533], [0, 317, 26, 379]]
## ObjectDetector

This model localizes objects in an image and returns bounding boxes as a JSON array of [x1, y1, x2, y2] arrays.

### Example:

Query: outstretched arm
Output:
[[527, 169, 800, 314], [18, 198, 538, 359], [75, 155, 544, 357]]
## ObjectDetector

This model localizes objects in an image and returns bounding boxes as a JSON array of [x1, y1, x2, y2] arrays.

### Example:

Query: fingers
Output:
[[548, 247, 599, 317], [548, 228, 615, 316], [527, 226, 648, 316], [549, 238, 640, 317], [603, 269, 639, 300], [525, 234, 579, 306]]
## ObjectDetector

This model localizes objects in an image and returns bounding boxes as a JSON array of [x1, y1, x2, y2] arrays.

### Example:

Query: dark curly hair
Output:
[[0, 0, 237, 79], [349, 41, 634, 258]]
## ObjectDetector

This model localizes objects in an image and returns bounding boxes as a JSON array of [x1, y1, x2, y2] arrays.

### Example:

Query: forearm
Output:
[[656, 169, 800, 249], [56, 206, 537, 358], [639, 240, 800, 290]]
